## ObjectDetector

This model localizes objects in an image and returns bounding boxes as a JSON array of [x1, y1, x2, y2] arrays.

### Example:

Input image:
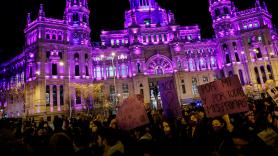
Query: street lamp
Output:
[[111, 52, 118, 112]]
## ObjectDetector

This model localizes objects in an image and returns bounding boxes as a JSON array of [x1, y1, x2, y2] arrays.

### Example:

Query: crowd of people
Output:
[[0, 98, 278, 156]]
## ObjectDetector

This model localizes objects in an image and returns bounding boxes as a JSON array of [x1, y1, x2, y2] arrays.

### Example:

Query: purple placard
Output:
[[158, 77, 182, 118]]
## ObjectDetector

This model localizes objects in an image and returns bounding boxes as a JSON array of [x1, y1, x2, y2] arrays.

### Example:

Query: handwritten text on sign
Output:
[[116, 95, 149, 130], [198, 76, 249, 118], [158, 78, 182, 118], [267, 87, 278, 105]]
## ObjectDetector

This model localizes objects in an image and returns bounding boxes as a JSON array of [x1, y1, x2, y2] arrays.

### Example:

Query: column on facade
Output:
[[57, 85, 61, 111], [195, 58, 200, 71], [103, 63, 107, 80], [50, 85, 53, 112]]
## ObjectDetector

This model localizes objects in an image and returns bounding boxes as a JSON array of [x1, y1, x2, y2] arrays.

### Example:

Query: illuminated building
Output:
[[0, 0, 277, 119]]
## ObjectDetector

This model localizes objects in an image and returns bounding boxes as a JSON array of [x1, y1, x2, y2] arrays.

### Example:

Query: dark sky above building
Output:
[[0, 0, 276, 63]]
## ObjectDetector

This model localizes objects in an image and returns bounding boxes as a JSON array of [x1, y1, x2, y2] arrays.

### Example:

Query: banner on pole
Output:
[[267, 87, 278, 105], [116, 95, 149, 130], [198, 76, 249, 118], [158, 77, 182, 118]]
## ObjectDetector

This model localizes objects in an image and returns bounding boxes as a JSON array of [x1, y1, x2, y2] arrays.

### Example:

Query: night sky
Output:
[[0, 0, 276, 63]]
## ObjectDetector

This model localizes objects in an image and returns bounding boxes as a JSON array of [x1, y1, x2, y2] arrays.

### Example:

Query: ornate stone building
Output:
[[0, 0, 277, 119]]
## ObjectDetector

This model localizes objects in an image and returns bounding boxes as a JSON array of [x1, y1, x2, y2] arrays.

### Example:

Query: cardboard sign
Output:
[[116, 95, 149, 130], [158, 78, 182, 118], [267, 87, 278, 105], [257, 128, 278, 147], [198, 76, 249, 118]]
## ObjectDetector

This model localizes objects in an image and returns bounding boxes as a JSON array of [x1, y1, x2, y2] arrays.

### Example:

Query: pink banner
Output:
[[116, 95, 149, 130], [198, 76, 249, 118]]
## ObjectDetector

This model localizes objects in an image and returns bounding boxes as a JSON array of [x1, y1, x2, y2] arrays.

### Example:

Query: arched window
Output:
[[260, 66, 267, 83], [200, 58, 206, 69], [58, 35, 62, 41], [215, 9, 220, 17], [238, 70, 245, 85], [85, 53, 88, 60], [254, 67, 261, 84], [83, 15, 87, 23], [73, 13, 79, 22], [222, 43, 228, 51], [226, 53, 231, 64], [46, 85, 50, 106], [60, 85, 64, 105], [232, 42, 237, 50], [255, 48, 262, 58], [53, 85, 57, 106], [211, 57, 216, 68], [223, 7, 229, 14], [95, 67, 101, 79], [76, 88, 81, 104], [74, 53, 79, 60], [75, 65, 80, 76], [235, 52, 240, 62], [121, 64, 127, 77], [46, 34, 50, 39], [52, 35, 56, 40], [85, 66, 89, 76], [108, 66, 115, 77], [267, 65, 273, 79], [137, 63, 141, 73], [52, 64, 58, 75], [155, 67, 163, 75], [189, 59, 195, 71], [59, 52, 63, 59]]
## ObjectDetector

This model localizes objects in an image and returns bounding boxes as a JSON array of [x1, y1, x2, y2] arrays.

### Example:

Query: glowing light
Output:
[[59, 61, 64, 66]]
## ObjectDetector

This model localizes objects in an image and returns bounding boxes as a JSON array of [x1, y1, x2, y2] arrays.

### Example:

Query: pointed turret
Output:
[[38, 4, 45, 20], [263, 1, 269, 12], [255, 0, 261, 8], [27, 13, 31, 25], [168, 10, 176, 25]]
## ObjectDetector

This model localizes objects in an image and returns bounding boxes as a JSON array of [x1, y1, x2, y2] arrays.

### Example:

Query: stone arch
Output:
[[146, 54, 173, 75]]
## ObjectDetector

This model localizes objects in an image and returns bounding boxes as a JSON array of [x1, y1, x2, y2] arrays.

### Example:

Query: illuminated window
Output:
[[85, 66, 89, 76], [122, 84, 129, 93], [203, 76, 209, 83], [200, 58, 206, 69], [75, 65, 80, 76], [189, 59, 195, 71], [60, 85, 64, 105], [235, 52, 240, 62], [116, 40, 120, 45], [211, 57, 216, 67], [46, 85, 50, 106], [121, 64, 127, 77], [111, 39, 114, 46], [109, 66, 115, 77], [52, 64, 58, 75], [53, 85, 57, 106], [76, 88, 81, 104], [192, 77, 198, 95], [96, 67, 101, 78]]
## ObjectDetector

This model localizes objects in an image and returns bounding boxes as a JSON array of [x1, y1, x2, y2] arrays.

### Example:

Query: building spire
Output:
[[263, 1, 268, 12], [38, 4, 45, 19], [255, 0, 261, 8], [27, 13, 31, 25]]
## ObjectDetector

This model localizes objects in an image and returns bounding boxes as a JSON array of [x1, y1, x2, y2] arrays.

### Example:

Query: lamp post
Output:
[[111, 52, 118, 112]]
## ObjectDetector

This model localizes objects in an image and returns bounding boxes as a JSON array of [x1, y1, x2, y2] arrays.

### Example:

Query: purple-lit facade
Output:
[[0, 0, 277, 118]]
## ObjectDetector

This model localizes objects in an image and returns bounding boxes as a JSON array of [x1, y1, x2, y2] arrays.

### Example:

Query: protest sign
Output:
[[267, 87, 278, 105], [116, 95, 149, 130], [158, 77, 182, 118], [198, 75, 249, 118], [257, 128, 278, 147]]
